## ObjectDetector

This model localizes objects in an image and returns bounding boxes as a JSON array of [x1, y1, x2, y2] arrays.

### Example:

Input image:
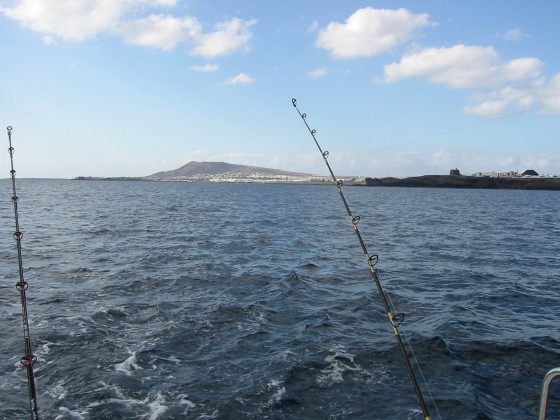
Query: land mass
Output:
[[147, 161, 312, 179], [365, 175, 560, 190], [75, 161, 331, 183], [74, 161, 560, 190]]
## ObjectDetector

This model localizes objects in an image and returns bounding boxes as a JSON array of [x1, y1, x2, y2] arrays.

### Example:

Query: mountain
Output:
[[147, 161, 312, 179]]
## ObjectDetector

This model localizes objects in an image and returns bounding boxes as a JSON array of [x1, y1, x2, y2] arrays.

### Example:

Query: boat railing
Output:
[[538, 367, 560, 420]]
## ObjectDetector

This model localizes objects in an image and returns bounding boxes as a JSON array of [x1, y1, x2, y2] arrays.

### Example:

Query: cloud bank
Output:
[[218, 73, 255, 86], [3, 3, 559, 115], [382, 45, 543, 89], [316, 7, 432, 59], [0, 0, 256, 57], [316, 7, 559, 116]]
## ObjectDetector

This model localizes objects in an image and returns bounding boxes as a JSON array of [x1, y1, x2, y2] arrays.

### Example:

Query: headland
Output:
[[364, 175, 560, 190]]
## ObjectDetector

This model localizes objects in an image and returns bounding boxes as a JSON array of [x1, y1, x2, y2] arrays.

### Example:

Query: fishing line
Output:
[[292, 99, 432, 420], [7, 126, 41, 420], [371, 99, 560, 153], [384, 290, 443, 420]]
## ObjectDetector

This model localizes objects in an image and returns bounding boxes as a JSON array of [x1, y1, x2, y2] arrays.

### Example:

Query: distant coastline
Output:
[[72, 161, 560, 190], [74, 176, 147, 182], [72, 175, 560, 190], [364, 175, 560, 190], [72, 175, 347, 184]]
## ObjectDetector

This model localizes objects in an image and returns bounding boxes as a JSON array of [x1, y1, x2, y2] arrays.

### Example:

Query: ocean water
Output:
[[0, 179, 559, 419]]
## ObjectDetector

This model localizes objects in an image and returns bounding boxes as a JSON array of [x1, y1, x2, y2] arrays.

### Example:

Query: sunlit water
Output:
[[1, 179, 559, 419]]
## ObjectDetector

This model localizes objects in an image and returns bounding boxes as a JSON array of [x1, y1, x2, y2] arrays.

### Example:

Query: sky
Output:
[[1, 0, 559, 178]]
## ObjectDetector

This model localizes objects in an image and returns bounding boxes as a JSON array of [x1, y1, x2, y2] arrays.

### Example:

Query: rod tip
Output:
[[7, 126, 12, 132], [292, 98, 297, 107]]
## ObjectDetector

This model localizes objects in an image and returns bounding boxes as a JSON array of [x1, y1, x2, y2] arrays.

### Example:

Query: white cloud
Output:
[[191, 63, 219, 73], [116, 14, 200, 51], [379, 40, 558, 117], [540, 73, 560, 114], [520, 154, 560, 173], [464, 100, 509, 116], [0, 1, 257, 58], [307, 68, 329, 79], [502, 28, 527, 42], [218, 73, 254, 86], [431, 150, 451, 167], [191, 18, 257, 58], [0, 0, 133, 41], [118, 15, 257, 56], [351, 147, 558, 177], [382, 44, 543, 88], [438, 151, 515, 173], [316, 7, 432, 59], [152, 0, 177, 5], [307, 20, 319, 32], [43, 34, 57, 45], [364, 149, 532, 176], [465, 73, 560, 116]]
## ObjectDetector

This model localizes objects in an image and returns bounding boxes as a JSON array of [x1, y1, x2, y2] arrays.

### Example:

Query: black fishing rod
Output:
[[7, 126, 40, 420], [291, 99, 431, 420]]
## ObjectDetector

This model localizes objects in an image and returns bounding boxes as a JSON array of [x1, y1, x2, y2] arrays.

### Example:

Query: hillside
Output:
[[147, 161, 312, 179]]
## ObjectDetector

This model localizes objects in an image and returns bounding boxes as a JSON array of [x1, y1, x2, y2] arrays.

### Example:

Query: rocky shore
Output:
[[364, 175, 560, 190]]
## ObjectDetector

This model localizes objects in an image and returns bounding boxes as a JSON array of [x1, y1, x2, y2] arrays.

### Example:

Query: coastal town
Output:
[[364, 168, 560, 190], [470, 169, 558, 178], [75, 162, 559, 186]]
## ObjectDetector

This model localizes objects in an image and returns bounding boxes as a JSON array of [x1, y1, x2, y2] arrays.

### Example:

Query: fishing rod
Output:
[[7, 126, 40, 420], [291, 99, 431, 420]]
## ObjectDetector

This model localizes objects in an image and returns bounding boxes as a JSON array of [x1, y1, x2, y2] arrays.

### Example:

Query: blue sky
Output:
[[1, 0, 559, 178]]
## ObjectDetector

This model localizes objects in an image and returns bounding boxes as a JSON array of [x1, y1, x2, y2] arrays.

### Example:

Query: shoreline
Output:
[[70, 175, 560, 190], [364, 175, 560, 191]]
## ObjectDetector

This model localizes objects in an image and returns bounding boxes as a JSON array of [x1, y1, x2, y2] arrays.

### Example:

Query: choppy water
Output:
[[1, 179, 559, 419]]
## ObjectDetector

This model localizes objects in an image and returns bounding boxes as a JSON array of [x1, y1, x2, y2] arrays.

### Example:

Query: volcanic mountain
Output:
[[148, 161, 312, 179]]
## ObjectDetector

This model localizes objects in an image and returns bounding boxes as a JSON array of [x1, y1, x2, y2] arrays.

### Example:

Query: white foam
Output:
[[317, 348, 360, 385], [177, 393, 196, 408], [198, 411, 219, 419], [41, 341, 52, 354], [270, 387, 286, 404], [44, 381, 67, 401], [88, 383, 171, 419], [266, 378, 286, 406], [267, 379, 282, 389], [55, 406, 87, 420], [281, 349, 300, 362], [114, 351, 142, 375], [158, 355, 181, 365], [145, 392, 168, 420]]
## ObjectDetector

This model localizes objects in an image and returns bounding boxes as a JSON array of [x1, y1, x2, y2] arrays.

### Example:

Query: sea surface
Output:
[[1, 179, 559, 420]]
